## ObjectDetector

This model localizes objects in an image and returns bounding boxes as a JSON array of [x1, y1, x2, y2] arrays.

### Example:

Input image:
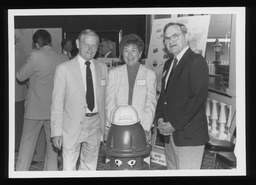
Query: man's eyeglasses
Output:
[[164, 32, 183, 43]]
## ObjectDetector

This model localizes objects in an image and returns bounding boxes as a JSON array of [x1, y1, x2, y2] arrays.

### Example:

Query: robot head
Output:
[[112, 105, 140, 126], [104, 105, 151, 170], [112, 157, 141, 170]]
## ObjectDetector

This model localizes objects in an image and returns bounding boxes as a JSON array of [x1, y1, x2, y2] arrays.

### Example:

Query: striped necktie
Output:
[[172, 57, 178, 72], [165, 57, 178, 92]]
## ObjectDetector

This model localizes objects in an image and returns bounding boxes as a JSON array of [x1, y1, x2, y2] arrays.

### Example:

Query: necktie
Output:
[[85, 61, 94, 112], [172, 57, 178, 71], [165, 58, 178, 92]]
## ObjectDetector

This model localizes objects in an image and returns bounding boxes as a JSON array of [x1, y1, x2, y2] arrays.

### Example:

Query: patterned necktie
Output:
[[165, 58, 178, 92], [172, 57, 178, 71], [85, 61, 94, 112]]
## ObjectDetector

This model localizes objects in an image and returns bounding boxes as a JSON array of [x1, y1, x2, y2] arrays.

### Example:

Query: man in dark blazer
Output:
[[156, 22, 209, 169]]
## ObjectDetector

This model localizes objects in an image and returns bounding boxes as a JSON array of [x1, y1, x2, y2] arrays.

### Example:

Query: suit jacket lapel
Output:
[[173, 48, 192, 79], [165, 48, 192, 95], [93, 59, 101, 103], [163, 59, 172, 80], [120, 65, 129, 104], [70, 57, 86, 100], [132, 64, 144, 103]]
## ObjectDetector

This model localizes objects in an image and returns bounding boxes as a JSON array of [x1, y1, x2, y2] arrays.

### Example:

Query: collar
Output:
[[41, 45, 52, 50], [77, 54, 94, 67], [126, 62, 140, 73], [63, 50, 68, 55], [175, 46, 189, 63], [104, 51, 112, 58]]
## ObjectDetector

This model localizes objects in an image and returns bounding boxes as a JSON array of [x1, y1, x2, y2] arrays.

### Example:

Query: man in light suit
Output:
[[51, 29, 108, 171], [156, 22, 209, 169], [105, 34, 157, 141], [16, 29, 68, 171], [15, 40, 28, 152]]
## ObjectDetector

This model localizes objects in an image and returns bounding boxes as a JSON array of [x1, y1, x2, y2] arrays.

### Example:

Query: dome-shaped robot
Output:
[[104, 105, 151, 170]]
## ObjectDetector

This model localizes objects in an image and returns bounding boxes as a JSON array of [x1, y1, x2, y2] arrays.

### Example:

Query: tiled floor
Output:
[[14, 142, 227, 171]]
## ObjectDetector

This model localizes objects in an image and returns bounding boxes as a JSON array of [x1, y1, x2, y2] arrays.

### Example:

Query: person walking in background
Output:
[[15, 37, 28, 152], [31, 129, 46, 164], [156, 22, 209, 169], [105, 33, 157, 142], [51, 29, 108, 171], [16, 39, 47, 167], [16, 29, 68, 171], [99, 39, 116, 58], [60, 38, 73, 59], [57, 38, 74, 168]]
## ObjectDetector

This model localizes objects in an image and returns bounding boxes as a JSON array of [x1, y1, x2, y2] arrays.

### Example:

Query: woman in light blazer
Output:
[[105, 34, 157, 141]]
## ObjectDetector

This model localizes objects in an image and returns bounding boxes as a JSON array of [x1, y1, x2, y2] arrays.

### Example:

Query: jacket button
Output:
[[164, 102, 167, 105], [80, 121, 83, 124]]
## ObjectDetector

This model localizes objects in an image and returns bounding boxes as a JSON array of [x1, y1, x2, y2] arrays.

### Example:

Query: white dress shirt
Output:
[[63, 50, 72, 59], [78, 55, 98, 113], [164, 46, 189, 89]]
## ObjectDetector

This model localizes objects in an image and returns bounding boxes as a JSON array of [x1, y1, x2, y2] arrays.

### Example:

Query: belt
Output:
[[85, 112, 98, 117]]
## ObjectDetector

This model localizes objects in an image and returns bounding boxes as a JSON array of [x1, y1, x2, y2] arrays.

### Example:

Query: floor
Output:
[[14, 142, 227, 171]]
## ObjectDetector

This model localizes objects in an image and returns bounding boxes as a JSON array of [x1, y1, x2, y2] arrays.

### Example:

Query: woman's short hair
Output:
[[32, 29, 52, 47], [77, 29, 100, 46], [119, 34, 144, 55]]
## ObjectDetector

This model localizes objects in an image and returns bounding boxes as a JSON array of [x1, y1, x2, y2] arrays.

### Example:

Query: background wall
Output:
[[15, 15, 146, 58], [15, 28, 62, 56]]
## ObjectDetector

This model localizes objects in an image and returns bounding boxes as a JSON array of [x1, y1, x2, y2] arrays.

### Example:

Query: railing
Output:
[[205, 97, 234, 141]]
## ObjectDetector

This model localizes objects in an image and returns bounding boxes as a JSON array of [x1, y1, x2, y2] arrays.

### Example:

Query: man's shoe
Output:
[[31, 161, 39, 165]]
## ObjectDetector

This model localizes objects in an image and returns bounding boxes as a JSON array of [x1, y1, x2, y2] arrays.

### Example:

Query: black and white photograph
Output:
[[7, 7, 246, 178]]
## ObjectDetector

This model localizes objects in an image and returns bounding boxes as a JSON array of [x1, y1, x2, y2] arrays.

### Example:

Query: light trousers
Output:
[[62, 115, 101, 171], [15, 100, 25, 151], [165, 134, 205, 169], [16, 119, 58, 171], [32, 128, 46, 162]]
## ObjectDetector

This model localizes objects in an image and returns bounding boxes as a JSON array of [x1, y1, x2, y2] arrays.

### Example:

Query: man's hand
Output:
[[104, 127, 110, 142], [157, 118, 175, 136], [52, 136, 63, 150], [144, 130, 151, 142]]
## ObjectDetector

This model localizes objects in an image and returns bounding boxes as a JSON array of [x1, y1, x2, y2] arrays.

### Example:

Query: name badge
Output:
[[101, 79, 106, 86], [136, 79, 146, 86]]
